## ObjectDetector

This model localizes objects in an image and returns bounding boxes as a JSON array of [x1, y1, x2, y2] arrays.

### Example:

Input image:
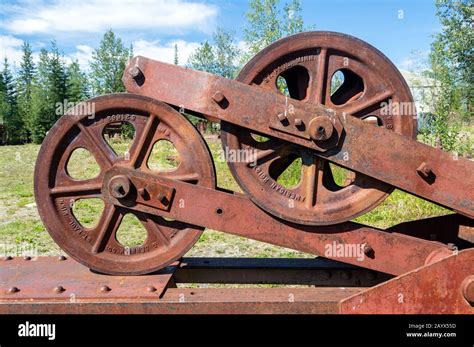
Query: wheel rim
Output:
[[221, 31, 416, 225], [35, 93, 215, 275]]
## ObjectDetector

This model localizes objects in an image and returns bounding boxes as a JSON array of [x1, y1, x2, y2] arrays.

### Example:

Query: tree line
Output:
[[0, 0, 470, 147]]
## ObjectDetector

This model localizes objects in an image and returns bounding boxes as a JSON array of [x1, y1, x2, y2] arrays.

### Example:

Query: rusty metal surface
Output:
[[0, 256, 176, 301], [340, 248, 474, 314], [34, 93, 216, 275], [102, 165, 453, 276], [222, 31, 417, 225], [122, 54, 474, 221], [0, 256, 363, 314], [175, 257, 392, 286]]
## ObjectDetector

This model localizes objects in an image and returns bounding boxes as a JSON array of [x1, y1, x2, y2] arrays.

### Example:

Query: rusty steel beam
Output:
[[340, 248, 474, 314], [2, 253, 472, 314], [123, 57, 474, 218], [175, 257, 392, 286], [103, 166, 454, 276]]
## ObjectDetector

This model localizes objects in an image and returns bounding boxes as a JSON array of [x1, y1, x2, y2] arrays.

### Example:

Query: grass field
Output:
[[0, 134, 455, 258]]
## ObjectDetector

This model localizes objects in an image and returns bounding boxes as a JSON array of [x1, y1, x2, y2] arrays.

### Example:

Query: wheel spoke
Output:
[[301, 154, 325, 208], [50, 182, 102, 198], [129, 114, 159, 168], [77, 122, 113, 168], [248, 144, 287, 168], [136, 212, 171, 247], [91, 205, 123, 254], [309, 47, 328, 104], [343, 89, 393, 116]]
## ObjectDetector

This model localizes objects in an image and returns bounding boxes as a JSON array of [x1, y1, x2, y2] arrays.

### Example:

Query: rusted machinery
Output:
[[2, 32, 473, 314]]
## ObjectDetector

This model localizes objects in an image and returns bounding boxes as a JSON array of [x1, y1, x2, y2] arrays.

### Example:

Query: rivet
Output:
[[3, 256, 13, 261], [58, 255, 67, 261], [147, 286, 157, 293], [100, 285, 111, 293], [7, 287, 20, 294], [23, 256, 31, 261], [53, 286, 65, 294]]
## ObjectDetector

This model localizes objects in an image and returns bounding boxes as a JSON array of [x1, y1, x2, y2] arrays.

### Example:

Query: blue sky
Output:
[[0, 0, 441, 71]]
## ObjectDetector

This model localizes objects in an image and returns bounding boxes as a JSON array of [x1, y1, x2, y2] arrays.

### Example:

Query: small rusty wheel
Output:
[[35, 93, 215, 275], [221, 31, 417, 225]]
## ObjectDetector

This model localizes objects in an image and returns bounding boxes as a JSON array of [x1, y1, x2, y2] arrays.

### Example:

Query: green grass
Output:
[[0, 134, 454, 257]]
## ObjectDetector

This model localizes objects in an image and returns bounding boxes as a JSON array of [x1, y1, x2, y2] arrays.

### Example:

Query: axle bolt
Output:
[[7, 287, 20, 294], [100, 285, 111, 293], [308, 116, 334, 141], [53, 286, 65, 294], [109, 175, 131, 199]]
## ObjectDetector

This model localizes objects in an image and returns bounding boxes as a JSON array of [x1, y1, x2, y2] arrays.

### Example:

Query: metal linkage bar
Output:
[[103, 166, 454, 276], [122, 57, 474, 218]]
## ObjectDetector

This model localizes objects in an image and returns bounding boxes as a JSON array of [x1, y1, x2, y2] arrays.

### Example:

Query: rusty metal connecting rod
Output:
[[123, 57, 474, 218]]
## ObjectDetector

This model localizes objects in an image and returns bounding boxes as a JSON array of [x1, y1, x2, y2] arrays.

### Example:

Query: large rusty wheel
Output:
[[35, 93, 215, 275], [221, 31, 416, 225]]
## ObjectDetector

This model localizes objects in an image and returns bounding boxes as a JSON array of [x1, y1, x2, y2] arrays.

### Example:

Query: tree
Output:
[[16, 42, 35, 142], [187, 28, 241, 133], [29, 43, 68, 143], [425, 0, 473, 151], [1, 58, 23, 144], [243, 0, 305, 59], [174, 43, 179, 65], [66, 60, 89, 103], [89, 30, 131, 95]]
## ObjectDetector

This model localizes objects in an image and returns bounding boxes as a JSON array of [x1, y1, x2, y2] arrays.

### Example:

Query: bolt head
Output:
[[109, 175, 131, 199], [212, 91, 225, 104], [3, 256, 13, 261], [58, 255, 67, 261], [129, 66, 143, 79], [308, 116, 334, 141]]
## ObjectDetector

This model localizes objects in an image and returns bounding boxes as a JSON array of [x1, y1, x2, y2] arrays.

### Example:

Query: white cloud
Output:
[[0, 35, 24, 68], [68, 45, 94, 70], [2, 0, 218, 35], [133, 39, 200, 65]]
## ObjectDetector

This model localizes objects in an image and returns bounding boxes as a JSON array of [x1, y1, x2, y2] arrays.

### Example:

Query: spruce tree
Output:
[[1, 58, 22, 144], [17, 42, 35, 141], [89, 30, 130, 95], [66, 60, 89, 103]]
